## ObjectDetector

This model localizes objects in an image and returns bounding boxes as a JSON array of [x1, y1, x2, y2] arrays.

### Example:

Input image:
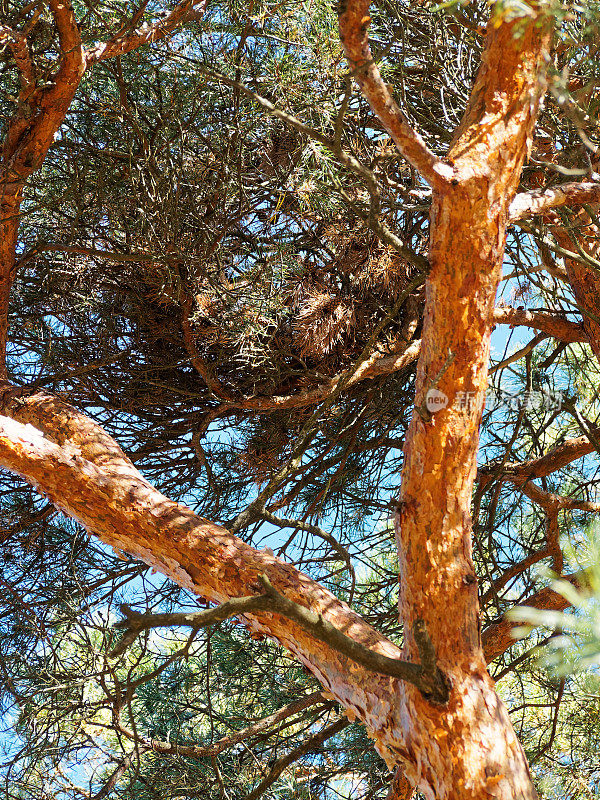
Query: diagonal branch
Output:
[[109, 576, 450, 702], [478, 433, 597, 488], [85, 0, 207, 64], [0, 388, 442, 765], [113, 690, 327, 758], [482, 574, 583, 662], [241, 717, 351, 800], [0, 26, 35, 89], [337, 0, 453, 188]]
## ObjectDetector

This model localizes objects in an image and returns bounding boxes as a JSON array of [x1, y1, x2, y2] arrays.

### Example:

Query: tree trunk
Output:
[[393, 8, 552, 798]]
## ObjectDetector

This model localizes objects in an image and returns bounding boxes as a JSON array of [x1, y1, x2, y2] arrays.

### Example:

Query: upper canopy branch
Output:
[[85, 0, 207, 64], [0, 25, 35, 90], [337, 0, 454, 189]]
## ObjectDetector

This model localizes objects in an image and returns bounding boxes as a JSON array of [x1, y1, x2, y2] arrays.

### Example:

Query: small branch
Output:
[[241, 717, 350, 800], [489, 333, 548, 375], [560, 398, 600, 457], [337, 0, 453, 188], [180, 294, 234, 400], [113, 690, 326, 758], [108, 594, 273, 657], [198, 67, 387, 202], [85, 0, 207, 64], [257, 576, 450, 703], [482, 574, 584, 662], [509, 181, 600, 222], [259, 510, 354, 578], [0, 25, 35, 89], [110, 575, 450, 704], [20, 243, 157, 265], [90, 751, 137, 800], [478, 433, 597, 488]]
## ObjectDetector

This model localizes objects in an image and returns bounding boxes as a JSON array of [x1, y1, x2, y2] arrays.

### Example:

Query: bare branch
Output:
[[241, 717, 351, 800], [109, 575, 450, 703], [510, 181, 600, 222], [117, 690, 328, 758], [337, 0, 453, 188]]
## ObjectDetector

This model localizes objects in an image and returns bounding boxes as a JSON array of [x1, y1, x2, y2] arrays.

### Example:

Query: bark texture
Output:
[[391, 8, 552, 799], [0, 391, 408, 767]]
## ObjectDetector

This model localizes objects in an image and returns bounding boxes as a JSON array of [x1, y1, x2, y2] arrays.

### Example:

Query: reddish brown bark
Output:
[[375, 4, 553, 796], [482, 575, 582, 662], [0, 391, 417, 767], [510, 181, 600, 221], [0, 0, 205, 378]]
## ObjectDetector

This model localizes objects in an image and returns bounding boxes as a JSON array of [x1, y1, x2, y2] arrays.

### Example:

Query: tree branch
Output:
[[0, 389, 447, 764], [0, 25, 35, 90], [85, 0, 207, 64], [109, 575, 450, 703], [478, 433, 597, 488], [337, 0, 453, 188], [482, 574, 582, 662], [241, 717, 351, 800], [509, 181, 600, 222], [113, 690, 327, 758], [492, 306, 587, 344]]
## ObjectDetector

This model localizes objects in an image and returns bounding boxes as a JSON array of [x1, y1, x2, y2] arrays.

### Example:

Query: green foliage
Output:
[[2, 0, 600, 797]]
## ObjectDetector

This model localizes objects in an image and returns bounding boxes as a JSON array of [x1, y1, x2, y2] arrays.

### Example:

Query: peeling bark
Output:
[[0, 392, 409, 768], [390, 6, 552, 798]]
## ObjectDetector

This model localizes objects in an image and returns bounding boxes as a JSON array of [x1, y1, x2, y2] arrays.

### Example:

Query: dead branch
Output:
[[109, 575, 450, 703]]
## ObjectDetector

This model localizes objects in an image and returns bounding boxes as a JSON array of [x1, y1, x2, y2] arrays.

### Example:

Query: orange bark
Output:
[[386, 6, 552, 798], [0, 0, 204, 378], [0, 2, 586, 799], [0, 390, 417, 766]]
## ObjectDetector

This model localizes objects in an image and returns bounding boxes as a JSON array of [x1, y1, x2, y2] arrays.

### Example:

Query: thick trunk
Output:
[[394, 8, 552, 799]]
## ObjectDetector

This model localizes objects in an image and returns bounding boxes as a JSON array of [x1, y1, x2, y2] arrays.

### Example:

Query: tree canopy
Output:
[[1, 0, 600, 797]]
